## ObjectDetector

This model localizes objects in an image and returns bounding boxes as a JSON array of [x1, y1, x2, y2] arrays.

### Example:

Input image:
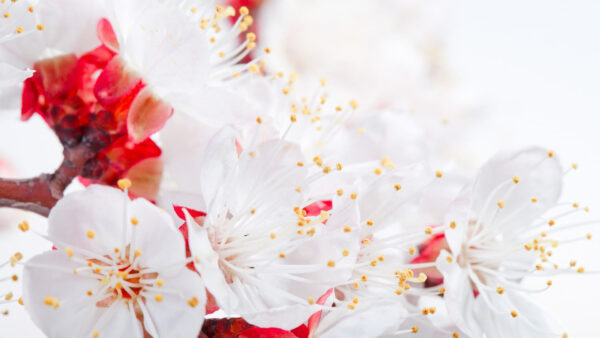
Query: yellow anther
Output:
[[497, 200, 505, 208], [65, 248, 74, 258], [510, 310, 518, 318], [394, 184, 402, 191], [408, 246, 416, 255], [114, 282, 123, 290], [573, 202, 579, 208], [256, 117, 262, 124], [336, 163, 343, 171], [134, 249, 142, 257], [322, 166, 331, 174], [356, 127, 366, 134], [446, 256, 453, 263], [425, 227, 433, 235], [422, 308, 429, 315], [366, 219, 374, 226], [531, 198, 538, 203], [239, 6, 249, 15], [453, 332, 459, 338], [361, 275, 368, 282], [435, 170, 443, 178], [11, 275, 17, 281], [93, 330, 99, 338], [187, 296, 199, 308], [395, 289, 403, 295], [156, 279, 164, 287], [86, 230, 95, 239], [548, 219, 555, 226], [350, 192, 358, 200], [43, 296, 59, 309], [374, 167, 382, 175], [3, 12, 9, 18], [587, 233, 592, 240], [246, 32, 256, 41], [4, 293, 12, 301], [343, 226, 352, 233], [336, 189, 344, 196], [370, 260, 377, 267], [117, 178, 132, 190], [18, 298, 23, 305], [279, 253, 286, 259], [36, 24, 44, 31], [381, 157, 395, 168], [16, 27, 24, 34], [429, 307, 436, 314], [577, 267, 584, 273], [496, 286, 504, 294], [513, 176, 520, 184], [536, 264, 544, 271], [438, 287, 446, 294], [307, 297, 315, 305], [547, 280, 552, 286], [548, 150, 554, 158], [264, 47, 271, 54], [295, 186, 302, 192], [411, 326, 418, 333], [570, 260, 577, 267], [270, 233, 276, 239], [349, 100, 358, 109], [327, 260, 336, 267], [342, 249, 349, 256], [130, 217, 139, 226], [18, 221, 29, 232], [572, 163, 578, 169], [347, 303, 355, 310], [154, 294, 163, 302]]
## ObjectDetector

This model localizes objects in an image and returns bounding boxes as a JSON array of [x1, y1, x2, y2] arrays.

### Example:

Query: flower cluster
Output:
[[0, 1, 596, 337]]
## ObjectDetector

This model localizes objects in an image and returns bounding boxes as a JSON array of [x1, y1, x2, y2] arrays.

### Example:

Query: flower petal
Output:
[[128, 197, 187, 271], [23, 251, 104, 338], [143, 269, 206, 338], [127, 86, 174, 143], [48, 185, 127, 254]]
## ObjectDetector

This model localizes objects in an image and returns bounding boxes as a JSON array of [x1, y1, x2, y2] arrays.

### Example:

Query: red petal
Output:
[[127, 87, 173, 143], [411, 233, 448, 287], [239, 327, 298, 338], [290, 325, 309, 338], [303, 200, 332, 217], [21, 77, 39, 121], [173, 205, 207, 220], [97, 18, 119, 52], [94, 56, 143, 107]]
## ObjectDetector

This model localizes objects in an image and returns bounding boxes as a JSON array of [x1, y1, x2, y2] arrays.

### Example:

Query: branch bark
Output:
[[0, 144, 97, 217]]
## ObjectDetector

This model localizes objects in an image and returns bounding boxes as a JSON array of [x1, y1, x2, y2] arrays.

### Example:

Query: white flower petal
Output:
[[48, 185, 126, 254], [23, 251, 104, 338], [128, 197, 187, 270], [143, 269, 206, 338], [435, 250, 482, 337], [317, 299, 407, 338]]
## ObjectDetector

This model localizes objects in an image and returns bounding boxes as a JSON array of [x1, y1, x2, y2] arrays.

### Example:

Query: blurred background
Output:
[[1, 0, 599, 336]]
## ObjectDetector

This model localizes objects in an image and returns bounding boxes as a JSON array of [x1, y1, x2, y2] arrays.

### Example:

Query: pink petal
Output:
[[127, 86, 173, 143], [97, 18, 119, 52], [94, 56, 143, 107]]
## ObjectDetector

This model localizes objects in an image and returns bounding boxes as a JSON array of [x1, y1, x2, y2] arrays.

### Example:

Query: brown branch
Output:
[[0, 144, 97, 217]]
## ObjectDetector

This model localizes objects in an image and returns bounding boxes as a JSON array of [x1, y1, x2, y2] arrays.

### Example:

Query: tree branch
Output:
[[0, 144, 97, 217]]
